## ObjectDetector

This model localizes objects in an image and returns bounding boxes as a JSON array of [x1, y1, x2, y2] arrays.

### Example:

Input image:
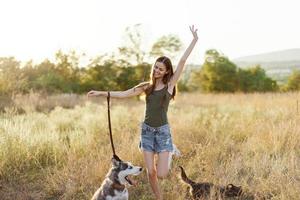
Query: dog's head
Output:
[[223, 184, 243, 197], [110, 155, 143, 186]]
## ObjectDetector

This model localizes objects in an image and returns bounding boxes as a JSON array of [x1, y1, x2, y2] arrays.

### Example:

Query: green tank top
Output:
[[144, 85, 172, 127]]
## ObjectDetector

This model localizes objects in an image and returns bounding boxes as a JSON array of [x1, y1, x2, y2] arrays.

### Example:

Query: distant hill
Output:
[[233, 49, 300, 84], [233, 48, 300, 63]]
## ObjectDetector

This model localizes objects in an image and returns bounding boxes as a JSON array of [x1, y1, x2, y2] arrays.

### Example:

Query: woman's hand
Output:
[[87, 90, 101, 97], [168, 25, 198, 87], [189, 25, 198, 41]]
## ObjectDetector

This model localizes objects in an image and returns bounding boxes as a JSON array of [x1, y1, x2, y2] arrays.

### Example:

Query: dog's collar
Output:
[[112, 183, 126, 191]]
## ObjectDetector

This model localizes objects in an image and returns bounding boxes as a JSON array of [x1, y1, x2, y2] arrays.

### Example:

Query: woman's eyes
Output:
[[155, 66, 163, 71]]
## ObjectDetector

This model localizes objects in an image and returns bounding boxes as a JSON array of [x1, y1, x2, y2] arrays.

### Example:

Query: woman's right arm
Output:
[[87, 85, 146, 99]]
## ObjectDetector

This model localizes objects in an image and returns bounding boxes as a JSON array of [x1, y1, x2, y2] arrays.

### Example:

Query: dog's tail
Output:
[[179, 166, 196, 186]]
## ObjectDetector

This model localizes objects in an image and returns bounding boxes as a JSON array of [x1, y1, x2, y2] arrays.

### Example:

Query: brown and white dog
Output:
[[179, 166, 243, 200]]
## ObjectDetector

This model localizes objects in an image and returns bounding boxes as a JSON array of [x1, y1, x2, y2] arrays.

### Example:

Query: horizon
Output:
[[1, 0, 300, 65]]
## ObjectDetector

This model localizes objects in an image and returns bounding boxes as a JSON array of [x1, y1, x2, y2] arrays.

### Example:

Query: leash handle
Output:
[[107, 91, 116, 156]]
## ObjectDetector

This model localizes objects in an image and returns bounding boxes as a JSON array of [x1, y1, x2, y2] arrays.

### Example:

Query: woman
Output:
[[87, 25, 198, 200]]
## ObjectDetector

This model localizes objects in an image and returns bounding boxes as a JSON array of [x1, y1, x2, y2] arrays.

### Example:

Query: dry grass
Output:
[[0, 92, 299, 199]]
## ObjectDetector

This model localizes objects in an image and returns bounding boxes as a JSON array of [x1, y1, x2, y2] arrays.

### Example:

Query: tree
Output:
[[189, 50, 278, 93], [118, 24, 146, 65], [190, 49, 238, 92], [30, 59, 63, 93], [0, 57, 27, 95], [150, 35, 182, 60], [118, 24, 183, 65], [237, 66, 278, 92], [54, 50, 81, 92], [285, 69, 300, 91]]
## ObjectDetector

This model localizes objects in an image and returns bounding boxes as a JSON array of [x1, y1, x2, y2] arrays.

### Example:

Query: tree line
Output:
[[0, 26, 299, 96]]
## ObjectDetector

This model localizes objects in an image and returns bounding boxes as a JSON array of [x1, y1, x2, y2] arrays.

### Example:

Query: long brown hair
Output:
[[135, 56, 177, 99]]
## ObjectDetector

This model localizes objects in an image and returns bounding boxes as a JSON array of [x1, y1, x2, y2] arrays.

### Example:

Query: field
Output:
[[0, 92, 299, 200]]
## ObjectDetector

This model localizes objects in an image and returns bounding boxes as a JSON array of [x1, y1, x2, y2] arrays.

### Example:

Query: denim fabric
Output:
[[139, 122, 174, 153]]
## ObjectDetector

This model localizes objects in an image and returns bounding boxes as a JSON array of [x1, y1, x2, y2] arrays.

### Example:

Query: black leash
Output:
[[107, 91, 117, 157]]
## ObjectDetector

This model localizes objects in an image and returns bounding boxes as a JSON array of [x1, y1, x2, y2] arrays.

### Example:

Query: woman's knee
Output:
[[147, 168, 157, 178], [157, 169, 169, 179]]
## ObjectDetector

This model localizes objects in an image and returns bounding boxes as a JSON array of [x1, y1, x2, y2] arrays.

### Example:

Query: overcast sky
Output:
[[0, 0, 299, 64]]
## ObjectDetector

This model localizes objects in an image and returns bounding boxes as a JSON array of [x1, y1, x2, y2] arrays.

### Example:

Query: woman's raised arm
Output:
[[169, 25, 198, 87]]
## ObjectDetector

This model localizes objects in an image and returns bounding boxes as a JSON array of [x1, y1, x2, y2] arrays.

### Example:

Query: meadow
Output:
[[0, 92, 299, 200]]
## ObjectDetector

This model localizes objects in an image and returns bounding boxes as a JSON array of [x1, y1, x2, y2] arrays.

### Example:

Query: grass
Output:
[[0, 92, 299, 199]]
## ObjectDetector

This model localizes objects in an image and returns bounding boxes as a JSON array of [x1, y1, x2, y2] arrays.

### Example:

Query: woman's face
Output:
[[153, 62, 168, 79]]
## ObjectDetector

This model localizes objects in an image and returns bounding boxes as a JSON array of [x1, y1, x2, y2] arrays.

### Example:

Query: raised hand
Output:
[[189, 25, 198, 41]]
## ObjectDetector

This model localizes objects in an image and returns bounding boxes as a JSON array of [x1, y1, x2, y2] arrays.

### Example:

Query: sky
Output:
[[0, 0, 299, 65]]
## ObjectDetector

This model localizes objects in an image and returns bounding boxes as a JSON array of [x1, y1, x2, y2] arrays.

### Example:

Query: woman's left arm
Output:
[[169, 25, 198, 86]]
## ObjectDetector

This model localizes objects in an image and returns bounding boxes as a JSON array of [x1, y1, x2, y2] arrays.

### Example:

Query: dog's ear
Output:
[[111, 155, 122, 167]]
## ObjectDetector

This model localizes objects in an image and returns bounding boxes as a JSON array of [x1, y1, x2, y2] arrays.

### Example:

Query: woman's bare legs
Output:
[[143, 151, 162, 200], [143, 151, 171, 200]]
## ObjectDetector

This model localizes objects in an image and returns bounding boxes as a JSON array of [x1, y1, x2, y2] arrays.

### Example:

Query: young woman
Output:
[[87, 25, 198, 200]]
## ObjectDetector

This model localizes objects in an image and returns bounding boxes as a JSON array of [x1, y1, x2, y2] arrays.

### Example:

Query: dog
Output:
[[179, 166, 243, 200], [91, 155, 142, 200]]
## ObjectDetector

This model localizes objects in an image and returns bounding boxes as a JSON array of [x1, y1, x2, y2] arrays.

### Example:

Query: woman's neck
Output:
[[155, 77, 163, 84], [155, 79, 164, 87]]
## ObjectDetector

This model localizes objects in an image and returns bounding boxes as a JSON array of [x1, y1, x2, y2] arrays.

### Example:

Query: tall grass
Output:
[[0, 92, 299, 199]]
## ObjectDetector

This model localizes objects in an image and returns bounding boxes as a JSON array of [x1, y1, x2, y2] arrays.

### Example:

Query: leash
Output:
[[107, 91, 117, 157]]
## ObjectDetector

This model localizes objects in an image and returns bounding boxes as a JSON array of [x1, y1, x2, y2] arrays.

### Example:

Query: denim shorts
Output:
[[139, 122, 174, 153]]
